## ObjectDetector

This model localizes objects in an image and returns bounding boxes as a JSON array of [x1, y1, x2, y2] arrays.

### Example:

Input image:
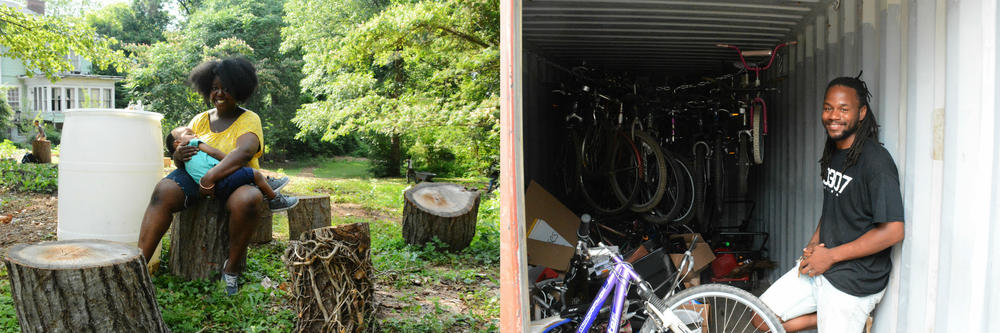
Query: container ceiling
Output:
[[524, 0, 829, 75]]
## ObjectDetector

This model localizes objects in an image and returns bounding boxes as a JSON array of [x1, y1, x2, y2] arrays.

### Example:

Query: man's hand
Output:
[[799, 244, 835, 277], [802, 242, 824, 259]]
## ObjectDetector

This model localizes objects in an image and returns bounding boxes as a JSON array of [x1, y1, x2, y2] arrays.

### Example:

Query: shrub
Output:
[[0, 159, 58, 193]]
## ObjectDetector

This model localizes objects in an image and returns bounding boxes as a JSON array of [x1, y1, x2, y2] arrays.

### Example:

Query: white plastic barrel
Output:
[[58, 109, 164, 244]]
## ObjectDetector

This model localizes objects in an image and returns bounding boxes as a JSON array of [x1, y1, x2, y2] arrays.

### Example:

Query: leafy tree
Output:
[[0, 3, 127, 79], [125, 0, 306, 155], [0, 90, 12, 139], [283, 0, 499, 177]]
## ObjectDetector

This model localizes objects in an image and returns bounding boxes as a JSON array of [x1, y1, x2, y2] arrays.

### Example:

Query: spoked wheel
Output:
[[641, 150, 687, 225], [751, 99, 764, 165], [640, 284, 785, 333], [692, 142, 710, 233], [712, 136, 725, 215], [668, 155, 697, 226], [616, 130, 667, 213], [578, 127, 637, 215], [738, 131, 751, 196]]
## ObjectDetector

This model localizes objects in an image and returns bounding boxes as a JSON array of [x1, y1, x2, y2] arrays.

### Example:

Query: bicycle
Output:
[[529, 214, 785, 333]]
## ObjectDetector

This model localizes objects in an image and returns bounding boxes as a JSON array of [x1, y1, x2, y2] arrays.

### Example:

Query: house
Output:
[[1, 0, 123, 141]]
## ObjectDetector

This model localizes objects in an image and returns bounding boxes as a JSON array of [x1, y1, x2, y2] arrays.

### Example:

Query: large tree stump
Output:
[[283, 223, 374, 333], [4, 239, 169, 333], [170, 199, 230, 280], [31, 139, 51, 163], [287, 195, 331, 241], [402, 182, 480, 251], [250, 204, 273, 244]]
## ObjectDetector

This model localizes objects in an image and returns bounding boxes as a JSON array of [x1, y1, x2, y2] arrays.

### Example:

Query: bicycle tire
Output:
[[669, 155, 697, 226], [752, 103, 763, 165], [578, 127, 634, 215], [641, 150, 686, 225], [639, 284, 785, 333], [738, 132, 750, 196], [692, 142, 710, 233], [615, 130, 667, 213], [713, 136, 724, 215]]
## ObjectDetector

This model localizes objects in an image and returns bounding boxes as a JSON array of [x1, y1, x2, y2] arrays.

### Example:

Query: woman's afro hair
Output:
[[188, 57, 258, 103]]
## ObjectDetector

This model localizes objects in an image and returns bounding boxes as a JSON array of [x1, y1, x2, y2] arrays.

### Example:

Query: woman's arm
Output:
[[199, 132, 260, 186], [197, 142, 228, 161]]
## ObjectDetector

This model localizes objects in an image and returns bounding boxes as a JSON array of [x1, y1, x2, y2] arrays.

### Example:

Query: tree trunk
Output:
[[287, 195, 331, 241], [249, 204, 273, 244], [283, 223, 374, 333], [4, 239, 169, 333], [31, 140, 51, 163], [170, 199, 229, 280], [402, 182, 480, 251], [388, 133, 401, 177]]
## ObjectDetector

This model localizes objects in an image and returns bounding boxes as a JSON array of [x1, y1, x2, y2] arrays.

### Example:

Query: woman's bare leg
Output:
[[138, 179, 186, 262], [224, 185, 263, 274]]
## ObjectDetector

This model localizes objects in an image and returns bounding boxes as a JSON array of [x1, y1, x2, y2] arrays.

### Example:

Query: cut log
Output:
[[287, 195, 331, 241], [170, 199, 229, 280], [31, 140, 51, 163], [402, 182, 480, 251], [250, 204, 273, 244], [283, 223, 374, 333], [4, 239, 169, 333]]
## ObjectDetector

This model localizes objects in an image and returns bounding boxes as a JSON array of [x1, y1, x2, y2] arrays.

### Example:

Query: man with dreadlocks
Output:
[[752, 75, 905, 332]]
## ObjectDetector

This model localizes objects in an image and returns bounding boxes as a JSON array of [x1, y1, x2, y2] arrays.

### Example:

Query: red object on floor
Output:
[[536, 268, 559, 282], [712, 248, 738, 279]]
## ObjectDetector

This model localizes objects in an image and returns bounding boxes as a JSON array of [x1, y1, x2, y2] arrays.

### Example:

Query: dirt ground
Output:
[[0, 192, 58, 250]]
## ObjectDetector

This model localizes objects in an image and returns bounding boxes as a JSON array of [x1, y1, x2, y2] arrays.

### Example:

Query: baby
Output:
[[166, 126, 298, 211]]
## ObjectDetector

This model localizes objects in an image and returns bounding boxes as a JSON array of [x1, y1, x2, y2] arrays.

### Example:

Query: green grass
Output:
[[267, 157, 371, 179], [0, 158, 499, 332]]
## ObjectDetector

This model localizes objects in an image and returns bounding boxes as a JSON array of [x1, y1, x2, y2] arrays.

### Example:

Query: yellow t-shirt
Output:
[[187, 109, 264, 169]]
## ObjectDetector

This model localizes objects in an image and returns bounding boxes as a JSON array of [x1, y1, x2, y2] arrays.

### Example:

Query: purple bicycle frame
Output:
[[575, 254, 642, 333]]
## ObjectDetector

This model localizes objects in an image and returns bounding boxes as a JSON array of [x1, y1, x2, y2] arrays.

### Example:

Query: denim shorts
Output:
[[214, 167, 256, 202], [165, 167, 256, 206], [164, 168, 202, 208]]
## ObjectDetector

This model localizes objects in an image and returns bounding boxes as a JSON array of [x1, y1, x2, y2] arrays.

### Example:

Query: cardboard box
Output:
[[524, 181, 579, 271], [668, 233, 716, 282]]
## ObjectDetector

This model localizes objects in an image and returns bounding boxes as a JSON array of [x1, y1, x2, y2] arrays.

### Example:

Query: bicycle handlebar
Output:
[[718, 41, 797, 72]]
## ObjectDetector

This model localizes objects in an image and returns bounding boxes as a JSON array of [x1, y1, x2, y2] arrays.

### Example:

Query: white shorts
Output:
[[759, 262, 885, 332]]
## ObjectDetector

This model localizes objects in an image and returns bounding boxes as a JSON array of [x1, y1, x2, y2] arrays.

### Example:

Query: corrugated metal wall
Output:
[[755, 0, 1000, 331]]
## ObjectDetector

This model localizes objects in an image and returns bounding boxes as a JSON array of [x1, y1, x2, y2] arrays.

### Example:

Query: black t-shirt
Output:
[[819, 139, 904, 296]]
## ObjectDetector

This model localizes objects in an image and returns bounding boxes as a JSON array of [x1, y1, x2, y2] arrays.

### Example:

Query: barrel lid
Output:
[[63, 108, 163, 120]]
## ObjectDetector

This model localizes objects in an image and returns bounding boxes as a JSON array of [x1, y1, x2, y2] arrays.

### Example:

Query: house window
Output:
[[64, 88, 74, 110], [5, 88, 19, 111], [51, 87, 62, 111], [77, 88, 85, 108], [34, 87, 47, 112], [90, 88, 99, 108], [103, 88, 112, 108]]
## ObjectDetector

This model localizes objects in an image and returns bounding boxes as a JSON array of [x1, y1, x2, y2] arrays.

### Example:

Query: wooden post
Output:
[[284, 223, 374, 332], [401, 182, 480, 251], [4, 240, 169, 333], [169, 199, 229, 280], [31, 140, 51, 163], [287, 195, 331, 241]]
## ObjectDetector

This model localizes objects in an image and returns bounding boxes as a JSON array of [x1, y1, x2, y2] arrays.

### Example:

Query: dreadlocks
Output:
[[819, 75, 881, 180]]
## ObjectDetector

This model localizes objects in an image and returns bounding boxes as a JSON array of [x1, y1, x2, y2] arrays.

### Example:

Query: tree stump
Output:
[[402, 182, 480, 251], [4, 239, 169, 333], [31, 140, 51, 163], [283, 223, 374, 333], [170, 199, 230, 280], [287, 195, 331, 241], [250, 204, 273, 244]]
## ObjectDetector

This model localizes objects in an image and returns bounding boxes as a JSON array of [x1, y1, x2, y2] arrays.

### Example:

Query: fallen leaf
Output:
[[0, 215, 11, 224]]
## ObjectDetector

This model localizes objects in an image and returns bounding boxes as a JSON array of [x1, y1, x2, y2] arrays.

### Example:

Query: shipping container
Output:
[[500, 0, 1000, 332]]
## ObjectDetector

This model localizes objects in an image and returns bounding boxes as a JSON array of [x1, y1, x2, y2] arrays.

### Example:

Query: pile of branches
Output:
[[282, 223, 375, 333]]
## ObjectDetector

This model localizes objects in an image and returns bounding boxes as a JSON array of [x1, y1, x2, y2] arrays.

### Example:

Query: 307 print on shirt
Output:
[[823, 168, 853, 196]]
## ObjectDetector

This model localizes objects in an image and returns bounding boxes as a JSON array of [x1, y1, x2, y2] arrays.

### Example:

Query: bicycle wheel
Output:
[[640, 284, 785, 333], [669, 155, 697, 226], [692, 142, 709, 233], [752, 103, 763, 165], [641, 150, 685, 224], [713, 136, 724, 215], [578, 126, 634, 215], [738, 132, 750, 197], [616, 130, 667, 213]]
